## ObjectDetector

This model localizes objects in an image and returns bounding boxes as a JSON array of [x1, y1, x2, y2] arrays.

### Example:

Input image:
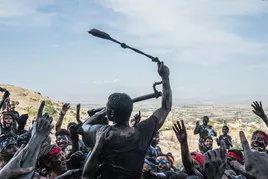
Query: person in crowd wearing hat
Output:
[[251, 130, 268, 153]]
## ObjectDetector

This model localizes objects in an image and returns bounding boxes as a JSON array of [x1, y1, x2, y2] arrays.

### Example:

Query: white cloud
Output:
[[93, 79, 120, 85], [0, 0, 54, 18], [97, 0, 268, 65]]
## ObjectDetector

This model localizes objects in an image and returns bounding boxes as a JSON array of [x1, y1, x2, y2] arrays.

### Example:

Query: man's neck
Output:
[[113, 121, 130, 127]]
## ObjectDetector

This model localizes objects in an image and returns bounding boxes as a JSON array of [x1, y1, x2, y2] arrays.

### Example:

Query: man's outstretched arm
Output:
[[152, 62, 172, 131], [251, 101, 268, 128], [55, 103, 70, 132], [82, 108, 108, 145]]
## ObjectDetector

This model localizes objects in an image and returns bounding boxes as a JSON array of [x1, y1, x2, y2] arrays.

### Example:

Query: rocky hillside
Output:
[[0, 84, 89, 129]]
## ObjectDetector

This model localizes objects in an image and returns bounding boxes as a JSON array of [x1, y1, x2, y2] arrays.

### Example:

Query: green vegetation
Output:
[[44, 101, 57, 116], [26, 106, 37, 117]]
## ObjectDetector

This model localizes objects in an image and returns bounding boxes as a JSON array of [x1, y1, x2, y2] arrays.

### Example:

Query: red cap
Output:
[[227, 151, 243, 162], [49, 146, 62, 156], [253, 131, 268, 146], [191, 152, 204, 166]]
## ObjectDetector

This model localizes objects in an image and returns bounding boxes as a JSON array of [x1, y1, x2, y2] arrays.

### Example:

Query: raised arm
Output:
[[76, 104, 82, 124], [82, 108, 108, 145], [82, 126, 112, 179], [0, 90, 10, 111], [251, 101, 268, 128], [152, 62, 172, 131], [173, 120, 202, 177], [0, 101, 53, 179], [194, 121, 200, 135], [55, 103, 70, 132]]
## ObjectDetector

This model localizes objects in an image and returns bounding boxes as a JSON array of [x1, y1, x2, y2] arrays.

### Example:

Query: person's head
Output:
[[156, 153, 174, 172], [226, 149, 243, 164], [67, 122, 77, 130], [9, 101, 16, 111], [106, 93, 133, 124], [0, 137, 18, 162], [203, 116, 209, 125], [251, 130, 268, 152], [41, 146, 67, 175], [1, 113, 14, 128], [55, 129, 70, 150], [222, 126, 229, 135], [203, 136, 213, 149], [190, 152, 204, 173], [151, 131, 160, 147]]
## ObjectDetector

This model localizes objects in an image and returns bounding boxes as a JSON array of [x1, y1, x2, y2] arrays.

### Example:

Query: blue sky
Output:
[[0, 0, 268, 104]]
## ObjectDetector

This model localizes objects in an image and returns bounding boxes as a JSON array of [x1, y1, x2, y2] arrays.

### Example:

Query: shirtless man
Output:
[[82, 62, 172, 179]]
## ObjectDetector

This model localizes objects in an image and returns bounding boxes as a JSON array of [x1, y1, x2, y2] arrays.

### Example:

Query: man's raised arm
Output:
[[251, 101, 268, 128], [152, 62, 172, 131], [82, 108, 108, 145]]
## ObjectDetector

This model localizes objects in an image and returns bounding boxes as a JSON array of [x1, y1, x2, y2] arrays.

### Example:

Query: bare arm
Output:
[[56, 103, 70, 132], [252, 101, 268, 127], [76, 104, 82, 124], [82, 126, 112, 179], [194, 123, 200, 135], [0, 90, 9, 111], [173, 121, 201, 177], [0, 101, 53, 179], [152, 62, 172, 131], [82, 109, 108, 145]]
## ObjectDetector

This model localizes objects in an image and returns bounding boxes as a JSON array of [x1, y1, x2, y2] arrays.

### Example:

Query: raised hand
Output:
[[158, 61, 169, 79], [131, 111, 141, 126], [240, 131, 268, 179], [2, 90, 10, 100], [34, 113, 53, 136], [37, 100, 45, 118], [252, 101, 266, 118], [62, 103, 71, 114], [204, 140, 227, 179], [172, 120, 187, 144], [76, 104, 82, 124]]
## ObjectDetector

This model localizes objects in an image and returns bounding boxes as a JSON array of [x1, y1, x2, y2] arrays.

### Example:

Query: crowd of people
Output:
[[0, 62, 268, 179]]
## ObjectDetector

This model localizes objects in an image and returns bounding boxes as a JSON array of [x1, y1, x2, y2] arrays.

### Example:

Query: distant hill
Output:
[[0, 84, 89, 129]]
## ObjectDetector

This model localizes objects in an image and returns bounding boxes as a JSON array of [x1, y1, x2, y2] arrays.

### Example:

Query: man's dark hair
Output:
[[222, 125, 229, 131], [203, 116, 209, 120], [55, 129, 71, 138], [203, 136, 213, 141], [107, 93, 133, 123]]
